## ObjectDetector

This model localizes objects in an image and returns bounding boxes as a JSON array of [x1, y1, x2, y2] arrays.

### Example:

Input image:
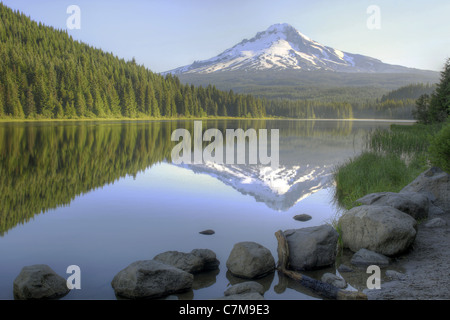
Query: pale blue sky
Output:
[[2, 0, 449, 72]]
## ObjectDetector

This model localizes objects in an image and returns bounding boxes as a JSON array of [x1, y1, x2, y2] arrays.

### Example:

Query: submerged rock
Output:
[[215, 292, 265, 300], [283, 224, 339, 271], [339, 205, 417, 256], [13, 264, 70, 300], [224, 281, 265, 296], [356, 191, 429, 220], [111, 260, 193, 299], [199, 229, 215, 235], [226, 242, 275, 279], [337, 264, 354, 273], [293, 214, 312, 222], [351, 248, 390, 267]]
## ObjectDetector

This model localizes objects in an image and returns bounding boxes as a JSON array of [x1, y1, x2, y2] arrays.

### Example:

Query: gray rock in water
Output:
[[215, 292, 265, 300], [226, 242, 275, 279], [321, 273, 347, 289], [351, 248, 390, 267], [154, 251, 204, 273], [111, 260, 193, 299], [338, 205, 417, 256], [337, 264, 354, 273], [154, 249, 219, 273], [283, 224, 339, 271], [13, 264, 70, 300], [425, 217, 447, 228], [191, 249, 220, 271], [293, 214, 312, 222], [224, 281, 265, 296], [357, 191, 430, 220], [385, 270, 407, 281], [199, 229, 215, 235], [401, 167, 450, 213]]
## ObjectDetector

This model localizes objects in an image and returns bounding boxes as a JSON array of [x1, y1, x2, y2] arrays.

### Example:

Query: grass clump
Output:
[[333, 123, 443, 209], [333, 152, 418, 209]]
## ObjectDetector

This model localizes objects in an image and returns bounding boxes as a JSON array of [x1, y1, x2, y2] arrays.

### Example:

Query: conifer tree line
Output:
[[0, 4, 270, 119], [0, 4, 433, 121], [413, 58, 450, 124]]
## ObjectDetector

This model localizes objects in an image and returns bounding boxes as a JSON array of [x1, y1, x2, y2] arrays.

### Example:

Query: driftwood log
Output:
[[275, 230, 367, 300]]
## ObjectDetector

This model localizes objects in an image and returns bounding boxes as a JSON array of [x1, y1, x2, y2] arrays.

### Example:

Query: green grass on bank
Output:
[[333, 123, 445, 209]]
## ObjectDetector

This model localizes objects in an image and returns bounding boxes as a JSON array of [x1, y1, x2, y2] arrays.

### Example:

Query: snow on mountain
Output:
[[174, 161, 334, 211], [165, 23, 414, 75]]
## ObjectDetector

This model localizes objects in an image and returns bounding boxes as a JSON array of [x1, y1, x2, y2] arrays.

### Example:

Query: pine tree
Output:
[[24, 86, 36, 117], [123, 79, 137, 117], [0, 87, 4, 117], [75, 91, 87, 116], [93, 89, 105, 117], [107, 84, 121, 117], [429, 58, 450, 122]]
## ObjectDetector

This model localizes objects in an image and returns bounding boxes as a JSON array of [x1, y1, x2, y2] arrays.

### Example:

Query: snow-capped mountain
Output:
[[165, 23, 417, 74], [174, 162, 334, 211]]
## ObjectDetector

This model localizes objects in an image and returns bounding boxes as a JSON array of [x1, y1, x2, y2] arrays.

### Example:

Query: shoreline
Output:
[[0, 117, 417, 123], [365, 207, 450, 299]]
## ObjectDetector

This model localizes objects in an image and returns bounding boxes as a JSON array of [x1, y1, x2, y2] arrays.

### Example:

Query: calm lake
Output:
[[0, 119, 413, 300]]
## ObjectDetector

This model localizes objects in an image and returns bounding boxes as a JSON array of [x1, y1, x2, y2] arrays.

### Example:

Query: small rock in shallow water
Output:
[[337, 264, 354, 273], [199, 229, 215, 235], [215, 292, 265, 300], [321, 273, 347, 289], [224, 281, 265, 296], [13, 264, 70, 300], [293, 214, 312, 222], [226, 242, 275, 279], [111, 260, 193, 299]]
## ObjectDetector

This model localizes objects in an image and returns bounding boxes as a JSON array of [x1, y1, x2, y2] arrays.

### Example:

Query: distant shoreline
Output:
[[0, 117, 417, 123]]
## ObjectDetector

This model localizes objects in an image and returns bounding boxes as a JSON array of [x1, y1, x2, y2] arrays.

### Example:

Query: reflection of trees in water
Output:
[[0, 122, 178, 235], [0, 120, 366, 235]]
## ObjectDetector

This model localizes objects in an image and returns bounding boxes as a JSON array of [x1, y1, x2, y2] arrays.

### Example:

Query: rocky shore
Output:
[[12, 167, 449, 300]]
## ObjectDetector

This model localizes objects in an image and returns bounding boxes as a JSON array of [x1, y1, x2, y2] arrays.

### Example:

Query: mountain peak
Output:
[[266, 23, 296, 32], [164, 24, 416, 75]]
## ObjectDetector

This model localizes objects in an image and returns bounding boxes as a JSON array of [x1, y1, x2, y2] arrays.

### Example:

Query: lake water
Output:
[[0, 119, 412, 300]]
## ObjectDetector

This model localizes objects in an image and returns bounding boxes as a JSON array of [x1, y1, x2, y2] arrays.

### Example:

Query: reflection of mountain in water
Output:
[[0, 119, 395, 234], [177, 163, 333, 211]]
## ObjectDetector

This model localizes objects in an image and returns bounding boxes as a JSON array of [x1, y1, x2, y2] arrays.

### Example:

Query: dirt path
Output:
[[365, 209, 450, 300]]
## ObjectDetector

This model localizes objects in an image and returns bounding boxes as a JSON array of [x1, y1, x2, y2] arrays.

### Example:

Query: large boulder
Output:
[[226, 242, 275, 279], [13, 264, 70, 300], [111, 260, 193, 299], [356, 191, 429, 220], [424, 217, 447, 228], [153, 249, 219, 274], [283, 224, 339, 271], [338, 205, 417, 256], [400, 167, 450, 213]]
